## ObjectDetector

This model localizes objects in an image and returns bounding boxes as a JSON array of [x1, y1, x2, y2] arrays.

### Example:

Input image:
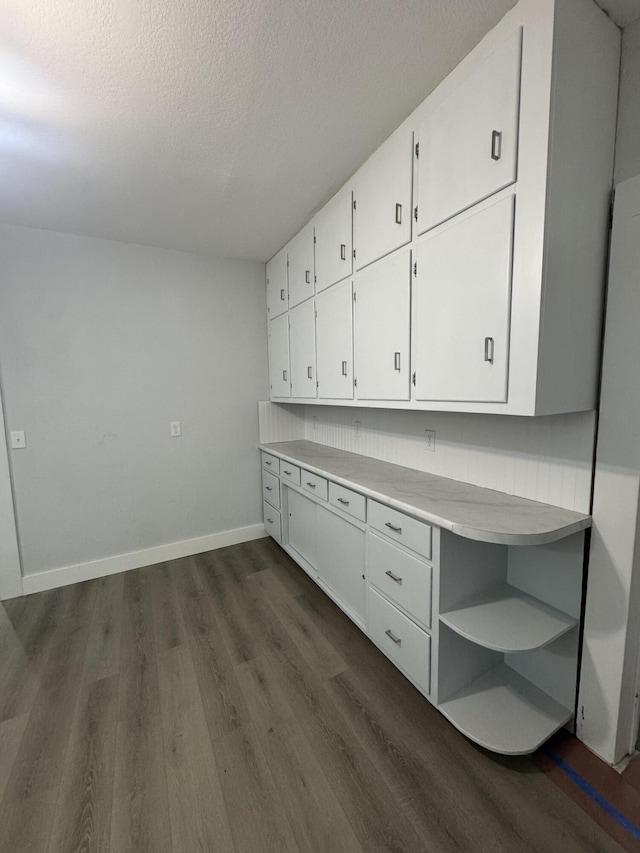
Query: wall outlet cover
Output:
[[10, 430, 26, 449], [425, 429, 436, 451]]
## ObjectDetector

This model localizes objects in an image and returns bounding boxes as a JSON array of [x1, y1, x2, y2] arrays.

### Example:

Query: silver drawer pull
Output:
[[385, 522, 402, 533], [337, 497, 350, 506], [266, 518, 273, 524], [394, 352, 401, 371], [307, 366, 313, 379], [265, 486, 273, 491], [484, 336, 494, 364], [342, 360, 348, 376], [491, 129, 502, 161], [340, 243, 346, 260], [280, 288, 286, 301], [283, 369, 288, 381], [283, 470, 292, 476], [306, 482, 316, 489], [305, 270, 311, 283], [385, 570, 402, 584], [385, 629, 402, 646], [264, 461, 272, 466], [395, 203, 402, 224]]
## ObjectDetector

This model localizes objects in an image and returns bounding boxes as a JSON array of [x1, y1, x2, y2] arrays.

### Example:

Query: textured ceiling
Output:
[[0, 0, 633, 261]]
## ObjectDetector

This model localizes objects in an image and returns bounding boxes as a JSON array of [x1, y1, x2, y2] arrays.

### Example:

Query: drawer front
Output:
[[368, 500, 432, 559], [280, 462, 301, 486], [367, 587, 431, 694], [262, 470, 280, 509], [263, 501, 282, 543], [329, 482, 366, 522], [301, 470, 329, 501], [262, 452, 280, 475], [367, 532, 432, 629]]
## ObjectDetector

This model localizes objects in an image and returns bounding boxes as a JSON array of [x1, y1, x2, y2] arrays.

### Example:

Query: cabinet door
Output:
[[287, 224, 315, 308], [417, 28, 522, 234], [414, 195, 514, 403], [315, 187, 353, 292], [316, 279, 354, 400], [354, 132, 414, 270], [268, 313, 291, 398], [287, 488, 317, 569], [266, 247, 288, 319], [354, 248, 411, 401], [289, 300, 317, 399], [317, 508, 365, 622]]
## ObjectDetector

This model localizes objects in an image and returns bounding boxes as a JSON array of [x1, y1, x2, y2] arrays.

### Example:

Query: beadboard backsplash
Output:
[[258, 402, 596, 513]]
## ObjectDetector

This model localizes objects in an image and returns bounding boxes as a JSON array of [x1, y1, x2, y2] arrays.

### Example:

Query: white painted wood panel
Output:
[[417, 27, 521, 233], [315, 279, 354, 400], [289, 300, 317, 399], [314, 187, 353, 292], [317, 509, 366, 622], [354, 248, 411, 401], [268, 313, 291, 398], [266, 247, 288, 319], [287, 488, 318, 568], [354, 132, 414, 270], [368, 531, 432, 629], [287, 224, 315, 308]]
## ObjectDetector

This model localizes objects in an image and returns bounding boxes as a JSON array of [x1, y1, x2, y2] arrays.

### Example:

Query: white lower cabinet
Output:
[[317, 508, 365, 623], [261, 447, 584, 755]]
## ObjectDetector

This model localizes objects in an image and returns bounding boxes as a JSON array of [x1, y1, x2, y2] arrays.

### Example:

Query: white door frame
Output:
[[578, 174, 640, 764], [0, 380, 22, 599]]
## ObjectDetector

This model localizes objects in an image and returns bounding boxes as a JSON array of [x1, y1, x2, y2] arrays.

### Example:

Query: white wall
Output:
[[259, 402, 596, 513], [0, 224, 268, 588], [614, 18, 640, 184]]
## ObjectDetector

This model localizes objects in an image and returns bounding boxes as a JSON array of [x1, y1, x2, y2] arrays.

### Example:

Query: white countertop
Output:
[[259, 441, 590, 546]]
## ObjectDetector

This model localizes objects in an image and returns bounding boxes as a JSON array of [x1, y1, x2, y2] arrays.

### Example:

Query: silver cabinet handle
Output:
[[307, 366, 313, 379], [266, 518, 274, 524], [283, 470, 291, 475], [385, 570, 402, 584], [280, 288, 286, 301], [337, 497, 350, 506], [265, 486, 273, 491], [305, 270, 311, 284], [340, 244, 346, 260], [385, 522, 402, 533], [342, 360, 348, 376], [385, 629, 402, 646], [484, 337, 494, 364], [394, 352, 401, 372], [282, 369, 288, 381], [491, 130, 502, 161], [306, 481, 316, 488], [264, 461, 272, 466], [395, 203, 402, 224]]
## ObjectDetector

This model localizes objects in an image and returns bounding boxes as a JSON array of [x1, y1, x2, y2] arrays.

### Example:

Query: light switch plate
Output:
[[10, 430, 26, 449], [425, 429, 436, 452]]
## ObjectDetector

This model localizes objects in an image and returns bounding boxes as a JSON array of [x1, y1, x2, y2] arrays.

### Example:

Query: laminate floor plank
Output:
[[0, 713, 29, 803], [146, 562, 185, 653], [110, 570, 171, 853], [157, 645, 235, 853], [83, 572, 125, 685], [48, 674, 119, 853]]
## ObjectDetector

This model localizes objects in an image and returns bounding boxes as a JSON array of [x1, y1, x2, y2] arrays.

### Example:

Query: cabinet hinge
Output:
[[314, 275, 317, 283], [415, 142, 419, 159], [313, 235, 317, 244], [316, 380, 319, 389], [354, 378, 357, 388], [414, 206, 418, 222], [412, 371, 416, 386], [286, 258, 289, 267], [609, 189, 615, 230], [266, 278, 270, 285], [413, 261, 417, 277], [353, 290, 356, 302], [353, 199, 356, 211], [353, 249, 356, 259]]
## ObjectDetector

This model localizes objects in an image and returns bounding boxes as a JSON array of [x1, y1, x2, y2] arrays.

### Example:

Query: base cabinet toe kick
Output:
[[260, 441, 589, 756]]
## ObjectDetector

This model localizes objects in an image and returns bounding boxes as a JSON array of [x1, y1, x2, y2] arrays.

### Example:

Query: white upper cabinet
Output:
[[289, 299, 317, 399], [316, 279, 354, 400], [354, 132, 414, 271], [266, 247, 288, 319], [287, 224, 315, 308], [355, 247, 411, 401], [417, 28, 522, 235], [414, 195, 514, 403], [268, 313, 291, 398], [315, 187, 353, 292]]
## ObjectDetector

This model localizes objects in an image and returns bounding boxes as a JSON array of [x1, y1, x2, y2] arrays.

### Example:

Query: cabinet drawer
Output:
[[262, 452, 280, 475], [301, 470, 328, 501], [262, 470, 280, 509], [368, 500, 432, 559], [368, 587, 431, 694], [329, 482, 366, 522], [368, 532, 432, 629], [263, 501, 282, 543], [280, 462, 301, 486]]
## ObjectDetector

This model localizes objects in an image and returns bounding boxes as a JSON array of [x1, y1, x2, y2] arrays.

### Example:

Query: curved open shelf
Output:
[[438, 663, 572, 755], [439, 583, 577, 652]]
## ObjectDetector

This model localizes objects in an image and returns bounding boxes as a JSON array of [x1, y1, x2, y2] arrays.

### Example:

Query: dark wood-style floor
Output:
[[0, 538, 623, 852]]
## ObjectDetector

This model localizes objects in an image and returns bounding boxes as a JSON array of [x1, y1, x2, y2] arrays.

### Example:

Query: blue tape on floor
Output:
[[543, 748, 640, 841]]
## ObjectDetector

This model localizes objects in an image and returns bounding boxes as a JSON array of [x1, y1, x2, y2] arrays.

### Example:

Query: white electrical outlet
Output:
[[170, 421, 182, 437], [425, 429, 436, 452], [10, 430, 26, 449]]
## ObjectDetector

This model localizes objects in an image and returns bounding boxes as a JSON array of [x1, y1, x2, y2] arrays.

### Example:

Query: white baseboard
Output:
[[21, 524, 268, 595]]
